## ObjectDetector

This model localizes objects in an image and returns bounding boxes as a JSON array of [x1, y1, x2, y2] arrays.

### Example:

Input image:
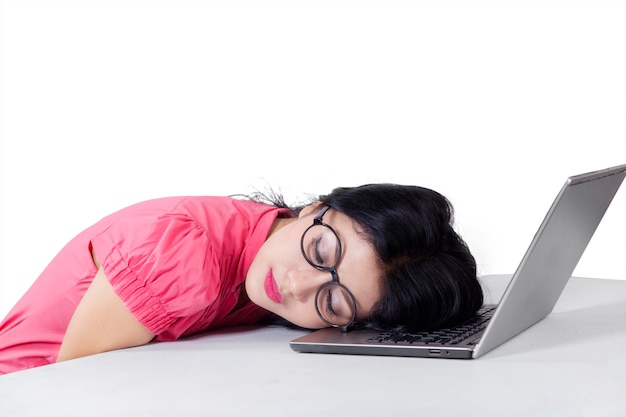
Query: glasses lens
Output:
[[315, 282, 356, 327], [301, 224, 341, 269]]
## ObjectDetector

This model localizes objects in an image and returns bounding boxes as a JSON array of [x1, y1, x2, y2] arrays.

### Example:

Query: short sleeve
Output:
[[90, 211, 219, 335]]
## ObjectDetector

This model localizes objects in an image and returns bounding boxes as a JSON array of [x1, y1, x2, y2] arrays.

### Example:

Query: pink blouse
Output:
[[0, 196, 287, 374]]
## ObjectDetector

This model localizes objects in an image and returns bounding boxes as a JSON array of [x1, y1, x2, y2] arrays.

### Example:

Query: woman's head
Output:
[[245, 183, 483, 333], [318, 183, 483, 332], [245, 200, 384, 330]]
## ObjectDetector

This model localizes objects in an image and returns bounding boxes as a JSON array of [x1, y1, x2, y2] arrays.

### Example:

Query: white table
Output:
[[1, 275, 625, 417]]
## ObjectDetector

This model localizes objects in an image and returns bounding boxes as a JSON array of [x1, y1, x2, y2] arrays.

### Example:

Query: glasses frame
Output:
[[300, 205, 357, 332]]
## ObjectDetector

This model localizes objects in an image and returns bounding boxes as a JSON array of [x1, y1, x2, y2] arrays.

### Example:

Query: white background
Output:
[[1, 0, 624, 318]]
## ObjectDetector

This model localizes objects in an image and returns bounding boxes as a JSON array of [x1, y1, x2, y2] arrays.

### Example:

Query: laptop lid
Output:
[[290, 164, 626, 359], [473, 163, 626, 357]]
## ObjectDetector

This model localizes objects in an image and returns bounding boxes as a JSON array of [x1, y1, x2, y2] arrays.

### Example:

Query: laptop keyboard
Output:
[[367, 304, 497, 346]]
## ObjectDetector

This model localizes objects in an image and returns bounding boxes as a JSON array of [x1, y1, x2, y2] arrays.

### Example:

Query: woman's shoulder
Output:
[[102, 196, 254, 218], [92, 196, 282, 239], [172, 196, 285, 229]]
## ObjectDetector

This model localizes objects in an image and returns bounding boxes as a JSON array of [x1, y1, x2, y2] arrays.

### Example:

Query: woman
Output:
[[0, 183, 483, 374]]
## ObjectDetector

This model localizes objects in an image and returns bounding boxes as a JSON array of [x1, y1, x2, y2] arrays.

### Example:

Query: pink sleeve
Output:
[[89, 212, 218, 335]]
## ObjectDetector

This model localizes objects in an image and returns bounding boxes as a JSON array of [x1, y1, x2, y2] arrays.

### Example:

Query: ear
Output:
[[298, 202, 325, 218]]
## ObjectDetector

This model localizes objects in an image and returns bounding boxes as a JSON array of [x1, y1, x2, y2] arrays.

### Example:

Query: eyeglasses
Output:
[[300, 205, 357, 332]]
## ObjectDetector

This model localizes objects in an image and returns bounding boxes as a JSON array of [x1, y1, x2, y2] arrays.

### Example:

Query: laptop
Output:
[[290, 163, 626, 359]]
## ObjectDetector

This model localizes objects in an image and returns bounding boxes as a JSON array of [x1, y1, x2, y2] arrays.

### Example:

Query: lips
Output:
[[264, 269, 283, 303]]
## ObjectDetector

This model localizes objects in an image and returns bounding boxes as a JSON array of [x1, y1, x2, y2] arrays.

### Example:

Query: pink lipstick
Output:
[[264, 269, 283, 303]]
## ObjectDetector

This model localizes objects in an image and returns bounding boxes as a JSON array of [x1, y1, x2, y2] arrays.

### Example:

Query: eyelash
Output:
[[313, 236, 324, 265], [325, 291, 336, 316]]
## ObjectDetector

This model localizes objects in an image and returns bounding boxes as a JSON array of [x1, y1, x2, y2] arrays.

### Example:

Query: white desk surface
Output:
[[1, 275, 625, 417]]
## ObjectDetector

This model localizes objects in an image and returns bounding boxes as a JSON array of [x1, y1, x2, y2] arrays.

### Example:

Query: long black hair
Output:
[[319, 184, 483, 332]]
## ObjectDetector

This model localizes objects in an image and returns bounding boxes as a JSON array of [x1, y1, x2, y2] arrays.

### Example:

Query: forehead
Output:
[[321, 208, 382, 319]]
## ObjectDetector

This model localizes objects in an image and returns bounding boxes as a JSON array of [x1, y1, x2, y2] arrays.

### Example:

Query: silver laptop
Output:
[[290, 164, 626, 359]]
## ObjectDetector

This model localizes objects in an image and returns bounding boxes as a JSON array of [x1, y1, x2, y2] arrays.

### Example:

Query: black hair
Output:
[[319, 184, 483, 332], [248, 184, 483, 332]]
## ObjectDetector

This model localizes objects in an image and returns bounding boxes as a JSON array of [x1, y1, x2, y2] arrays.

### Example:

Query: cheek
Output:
[[280, 305, 326, 330]]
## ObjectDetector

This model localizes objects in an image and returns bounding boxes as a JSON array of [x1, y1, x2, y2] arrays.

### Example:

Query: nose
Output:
[[286, 268, 331, 303]]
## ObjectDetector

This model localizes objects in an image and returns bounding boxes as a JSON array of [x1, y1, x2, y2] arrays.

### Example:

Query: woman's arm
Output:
[[56, 264, 156, 362]]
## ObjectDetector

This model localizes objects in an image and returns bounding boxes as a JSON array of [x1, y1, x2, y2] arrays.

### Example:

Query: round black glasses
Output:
[[300, 205, 357, 332]]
